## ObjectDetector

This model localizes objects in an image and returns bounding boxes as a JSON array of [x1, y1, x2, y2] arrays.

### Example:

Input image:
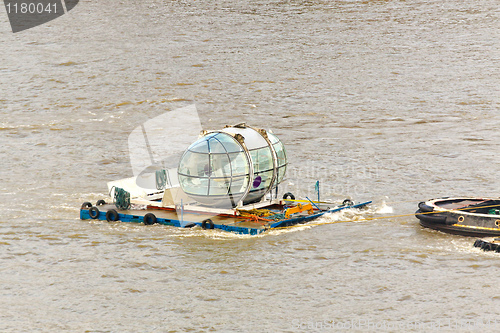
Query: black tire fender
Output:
[[201, 219, 214, 229], [106, 209, 119, 222], [482, 243, 493, 251], [143, 213, 157, 225], [445, 215, 459, 225], [283, 192, 295, 200], [81, 202, 92, 209], [342, 199, 354, 206], [418, 202, 434, 213], [89, 206, 100, 219], [96, 199, 106, 206]]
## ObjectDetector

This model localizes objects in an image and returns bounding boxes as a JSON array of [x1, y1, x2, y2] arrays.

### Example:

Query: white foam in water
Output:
[[376, 202, 394, 214], [322, 208, 366, 223]]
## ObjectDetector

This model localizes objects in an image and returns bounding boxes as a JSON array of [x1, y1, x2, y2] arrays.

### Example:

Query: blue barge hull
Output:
[[80, 201, 372, 235]]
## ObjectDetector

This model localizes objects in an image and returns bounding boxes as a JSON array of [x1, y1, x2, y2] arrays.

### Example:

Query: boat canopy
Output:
[[177, 123, 287, 207]]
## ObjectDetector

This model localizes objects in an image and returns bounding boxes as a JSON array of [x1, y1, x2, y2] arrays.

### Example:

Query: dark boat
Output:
[[415, 197, 500, 237], [473, 238, 500, 252]]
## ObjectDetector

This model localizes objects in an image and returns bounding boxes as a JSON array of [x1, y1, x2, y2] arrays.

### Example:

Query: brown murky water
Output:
[[1, 0, 500, 331]]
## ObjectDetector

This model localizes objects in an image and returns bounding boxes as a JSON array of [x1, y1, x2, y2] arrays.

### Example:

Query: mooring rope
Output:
[[271, 202, 500, 231]]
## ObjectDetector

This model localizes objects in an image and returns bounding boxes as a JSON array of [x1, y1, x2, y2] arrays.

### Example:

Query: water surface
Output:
[[1, 0, 500, 331]]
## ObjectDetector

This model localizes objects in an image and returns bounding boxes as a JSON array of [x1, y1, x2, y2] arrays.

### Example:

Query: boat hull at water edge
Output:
[[416, 197, 500, 237], [80, 200, 372, 235]]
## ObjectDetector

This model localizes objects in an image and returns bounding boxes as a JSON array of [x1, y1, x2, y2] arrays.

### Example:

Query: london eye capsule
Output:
[[177, 123, 287, 207]]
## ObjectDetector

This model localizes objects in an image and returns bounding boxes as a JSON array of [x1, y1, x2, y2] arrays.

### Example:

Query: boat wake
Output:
[[159, 201, 395, 239], [375, 202, 394, 214]]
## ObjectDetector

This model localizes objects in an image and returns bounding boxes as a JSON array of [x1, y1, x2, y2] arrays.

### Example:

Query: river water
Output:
[[1, 0, 500, 332]]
